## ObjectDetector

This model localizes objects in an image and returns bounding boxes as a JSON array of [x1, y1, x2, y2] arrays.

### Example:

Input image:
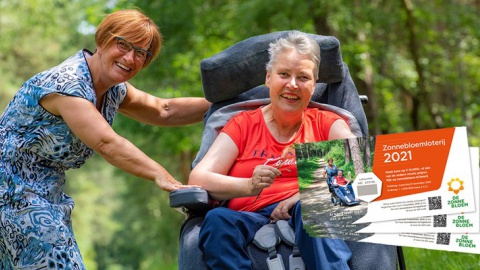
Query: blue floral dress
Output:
[[325, 164, 338, 189], [0, 49, 127, 269]]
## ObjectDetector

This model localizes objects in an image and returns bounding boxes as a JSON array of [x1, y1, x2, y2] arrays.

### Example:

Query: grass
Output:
[[402, 247, 480, 269], [297, 157, 321, 190]]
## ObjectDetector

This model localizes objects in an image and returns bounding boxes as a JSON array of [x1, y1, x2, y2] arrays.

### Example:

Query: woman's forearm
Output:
[[97, 134, 180, 190], [162, 97, 210, 125]]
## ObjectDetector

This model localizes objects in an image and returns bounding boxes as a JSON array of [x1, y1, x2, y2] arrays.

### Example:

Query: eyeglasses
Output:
[[115, 36, 152, 62]]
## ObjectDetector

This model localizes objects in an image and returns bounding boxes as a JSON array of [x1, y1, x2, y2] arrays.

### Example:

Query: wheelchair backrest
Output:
[[201, 31, 346, 103], [194, 30, 368, 167]]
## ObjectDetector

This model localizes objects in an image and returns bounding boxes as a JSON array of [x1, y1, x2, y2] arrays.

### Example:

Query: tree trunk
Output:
[[402, 0, 438, 130], [359, 137, 372, 168], [344, 140, 351, 164], [348, 138, 365, 176]]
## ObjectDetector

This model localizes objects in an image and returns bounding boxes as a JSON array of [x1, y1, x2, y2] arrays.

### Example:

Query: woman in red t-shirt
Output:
[[189, 31, 356, 270], [333, 169, 358, 202]]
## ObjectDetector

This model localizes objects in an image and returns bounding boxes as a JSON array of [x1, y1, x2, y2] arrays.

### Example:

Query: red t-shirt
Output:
[[335, 176, 348, 186], [222, 107, 344, 212]]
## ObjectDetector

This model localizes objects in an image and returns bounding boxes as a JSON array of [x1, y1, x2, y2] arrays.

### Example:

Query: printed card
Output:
[[298, 127, 475, 230], [357, 145, 478, 233], [300, 147, 479, 254], [368, 148, 479, 254]]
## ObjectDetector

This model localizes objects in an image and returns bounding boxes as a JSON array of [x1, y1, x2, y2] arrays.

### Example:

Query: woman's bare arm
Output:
[[119, 82, 210, 126], [40, 93, 187, 191]]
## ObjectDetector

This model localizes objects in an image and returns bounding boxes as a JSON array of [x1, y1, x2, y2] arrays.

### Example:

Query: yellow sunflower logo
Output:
[[448, 178, 464, 194]]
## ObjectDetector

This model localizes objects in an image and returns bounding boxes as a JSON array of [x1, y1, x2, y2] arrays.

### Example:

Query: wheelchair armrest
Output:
[[169, 187, 217, 216]]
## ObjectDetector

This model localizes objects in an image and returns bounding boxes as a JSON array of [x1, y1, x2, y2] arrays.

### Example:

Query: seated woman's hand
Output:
[[250, 165, 281, 195], [270, 193, 300, 222]]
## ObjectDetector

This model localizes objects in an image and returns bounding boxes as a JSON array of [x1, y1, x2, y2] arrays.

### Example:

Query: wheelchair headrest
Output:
[[200, 31, 345, 103]]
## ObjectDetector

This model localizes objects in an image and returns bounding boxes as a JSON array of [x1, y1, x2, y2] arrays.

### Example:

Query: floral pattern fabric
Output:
[[0, 49, 127, 269]]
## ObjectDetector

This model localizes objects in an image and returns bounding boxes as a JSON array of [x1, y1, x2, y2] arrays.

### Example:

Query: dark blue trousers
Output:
[[198, 201, 351, 270]]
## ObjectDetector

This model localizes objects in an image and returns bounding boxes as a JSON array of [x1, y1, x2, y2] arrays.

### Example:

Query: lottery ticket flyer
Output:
[[358, 146, 478, 232], [301, 147, 479, 254], [359, 148, 479, 254], [297, 127, 475, 227], [354, 126, 475, 223]]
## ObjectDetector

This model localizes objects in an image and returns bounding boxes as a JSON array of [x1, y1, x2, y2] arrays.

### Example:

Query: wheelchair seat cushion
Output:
[[252, 223, 281, 251], [178, 215, 399, 270]]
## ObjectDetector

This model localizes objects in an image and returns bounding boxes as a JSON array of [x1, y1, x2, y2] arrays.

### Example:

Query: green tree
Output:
[[2, 0, 480, 268]]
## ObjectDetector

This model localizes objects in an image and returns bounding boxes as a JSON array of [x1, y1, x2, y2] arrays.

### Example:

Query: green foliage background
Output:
[[1, 0, 479, 269]]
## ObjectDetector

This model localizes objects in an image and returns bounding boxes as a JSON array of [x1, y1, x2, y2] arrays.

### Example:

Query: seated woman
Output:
[[189, 31, 357, 269], [333, 169, 358, 202]]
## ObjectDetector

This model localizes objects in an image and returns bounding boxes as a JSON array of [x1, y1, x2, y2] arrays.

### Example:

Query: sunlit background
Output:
[[1, 1, 479, 269]]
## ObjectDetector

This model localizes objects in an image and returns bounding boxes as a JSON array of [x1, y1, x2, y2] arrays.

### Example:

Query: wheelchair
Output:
[[170, 31, 406, 270], [331, 183, 361, 207]]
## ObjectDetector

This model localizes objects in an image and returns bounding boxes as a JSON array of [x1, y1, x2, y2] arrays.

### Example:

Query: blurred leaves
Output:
[[1, 0, 480, 269]]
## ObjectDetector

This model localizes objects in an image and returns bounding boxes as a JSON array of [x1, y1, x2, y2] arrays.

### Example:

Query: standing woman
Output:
[[325, 157, 338, 188], [0, 9, 209, 269]]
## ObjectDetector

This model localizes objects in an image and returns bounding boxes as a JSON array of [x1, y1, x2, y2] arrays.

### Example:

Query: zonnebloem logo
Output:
[[448, 178, 464, 194]]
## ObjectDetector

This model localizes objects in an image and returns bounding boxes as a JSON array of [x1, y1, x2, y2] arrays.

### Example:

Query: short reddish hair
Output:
[[95, 9, 162, 68]]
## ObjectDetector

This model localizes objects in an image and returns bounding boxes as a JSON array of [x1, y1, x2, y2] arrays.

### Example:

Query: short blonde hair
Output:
[[266, 31, 321, 80], [95, 9, 162, 68]]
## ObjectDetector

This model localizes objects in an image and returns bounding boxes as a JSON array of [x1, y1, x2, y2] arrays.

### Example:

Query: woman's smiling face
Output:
[[96, 37, 149, 85], [266, 49, 316, 114]]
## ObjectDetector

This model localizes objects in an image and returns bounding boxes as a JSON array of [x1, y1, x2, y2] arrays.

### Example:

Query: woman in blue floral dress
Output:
[[325, 157, 338, 189], [0, 9, 209, 269]]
